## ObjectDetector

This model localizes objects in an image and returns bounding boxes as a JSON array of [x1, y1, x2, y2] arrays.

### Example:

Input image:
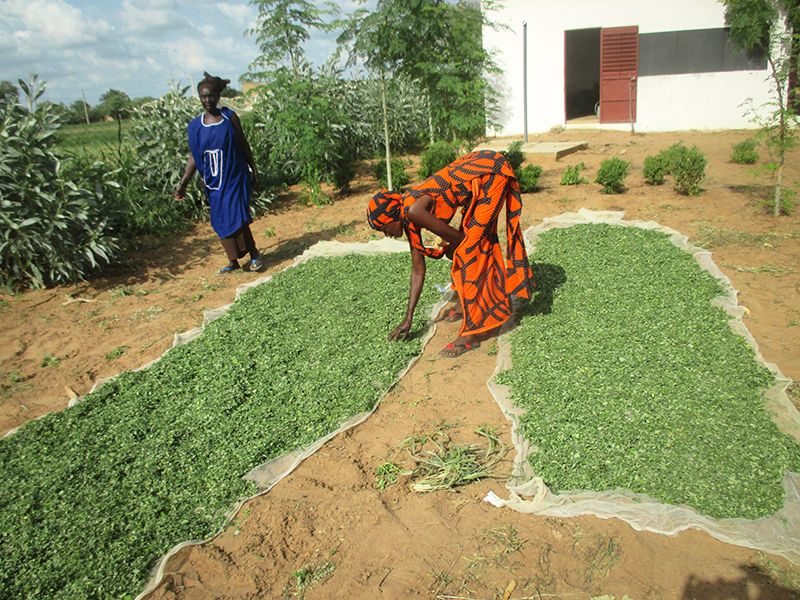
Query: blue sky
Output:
[[0, 0, 355, 106]]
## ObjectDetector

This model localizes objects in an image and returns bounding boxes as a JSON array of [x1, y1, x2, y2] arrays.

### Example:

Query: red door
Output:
[[600, 26, 638, 123]]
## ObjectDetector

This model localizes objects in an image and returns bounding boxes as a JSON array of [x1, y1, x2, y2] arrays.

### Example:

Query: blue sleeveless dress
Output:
[[187, 107, 252, 238]]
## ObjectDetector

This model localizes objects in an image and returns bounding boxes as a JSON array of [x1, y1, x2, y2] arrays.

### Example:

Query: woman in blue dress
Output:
[[175, 73, 262, 274]]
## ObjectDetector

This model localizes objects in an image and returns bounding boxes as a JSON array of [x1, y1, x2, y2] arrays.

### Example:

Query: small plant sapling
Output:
[[731, 139, 760, 164], [560, 162, 588, 185], [516, 164, 543, 193], [501, 140, 525, 171], [642, 154, 669, 185], [668, 143, 707, 196], [594, 158, 629, 194]]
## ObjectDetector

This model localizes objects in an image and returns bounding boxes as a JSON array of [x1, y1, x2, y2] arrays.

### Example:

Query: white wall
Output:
[[483, 0, 772, 134]]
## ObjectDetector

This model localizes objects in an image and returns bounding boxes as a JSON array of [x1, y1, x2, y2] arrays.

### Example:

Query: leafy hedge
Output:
[[497, 224, 800, 520], [0, 86, 122, 288], [0, 252, 451, 599]]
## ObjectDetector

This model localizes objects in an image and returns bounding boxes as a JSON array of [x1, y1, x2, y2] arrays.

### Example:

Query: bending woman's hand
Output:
[[388, 319, 413, 342]]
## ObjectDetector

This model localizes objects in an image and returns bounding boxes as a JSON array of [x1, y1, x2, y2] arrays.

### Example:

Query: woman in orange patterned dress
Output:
[[367, 150, 534, 357]]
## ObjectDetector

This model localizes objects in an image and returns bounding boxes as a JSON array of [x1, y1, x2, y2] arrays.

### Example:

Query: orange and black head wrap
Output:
[[367, 190, 403, 230]]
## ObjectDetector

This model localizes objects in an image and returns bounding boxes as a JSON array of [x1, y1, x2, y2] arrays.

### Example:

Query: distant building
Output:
[[483, 0, 772, 134]]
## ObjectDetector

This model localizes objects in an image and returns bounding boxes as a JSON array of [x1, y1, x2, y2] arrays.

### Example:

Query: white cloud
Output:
[[2, 0, 113, 48], [216, 3, 258, 31], [0, 0, 353, 104], [120, 0, 188, 34]]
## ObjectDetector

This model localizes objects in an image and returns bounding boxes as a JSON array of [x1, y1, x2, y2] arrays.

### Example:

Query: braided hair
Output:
[[198, 72, 230, 95]]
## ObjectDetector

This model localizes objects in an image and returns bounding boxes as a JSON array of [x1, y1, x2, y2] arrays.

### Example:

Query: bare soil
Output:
[[2, 129, 800, 599]]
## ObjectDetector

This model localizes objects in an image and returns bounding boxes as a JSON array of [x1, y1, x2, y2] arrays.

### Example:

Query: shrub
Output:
[[560, 162, 587, 185], [372, 158, 410, 190], [0, 77, 122, 289], [642, 154, 669, 185], [501, 141, 525, 171], [515, 164, 543, 192], [668, 143, 707, 196], [594, 158, 629, 194], [418, 141, 459, 179], [731, 139, 759, 164]]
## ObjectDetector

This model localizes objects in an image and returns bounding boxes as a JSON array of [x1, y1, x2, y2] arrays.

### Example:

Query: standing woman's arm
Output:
[[175, 153, 197, 200], [229, 112, 260, 187]]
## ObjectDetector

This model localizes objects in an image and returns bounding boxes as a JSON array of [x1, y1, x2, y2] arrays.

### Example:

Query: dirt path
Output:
[[2, 129, 800, 598]]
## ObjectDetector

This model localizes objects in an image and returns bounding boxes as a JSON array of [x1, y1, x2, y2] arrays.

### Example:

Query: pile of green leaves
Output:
[[0, 252, 451, 599], [497, 224, 800, 520]]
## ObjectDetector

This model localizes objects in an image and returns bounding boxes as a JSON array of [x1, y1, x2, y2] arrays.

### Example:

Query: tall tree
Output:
[[337, 3, 407, 188], [340, 0, 505, 145], [721, 0, 800, 216], [246, 0, 335, 81], [99, 89, 132, 152]]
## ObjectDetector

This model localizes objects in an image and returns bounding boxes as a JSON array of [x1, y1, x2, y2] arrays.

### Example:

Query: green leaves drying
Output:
[[0, 252, 450, 599], [497, 224, 800, 520]]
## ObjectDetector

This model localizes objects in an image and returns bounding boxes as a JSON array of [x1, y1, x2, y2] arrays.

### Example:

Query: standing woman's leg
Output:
[[219, 235, 242, 272]]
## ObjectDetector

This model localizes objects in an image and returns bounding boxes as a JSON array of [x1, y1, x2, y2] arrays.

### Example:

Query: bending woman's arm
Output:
[[406, 194, 465, 254], [388, 244, 426, 341]]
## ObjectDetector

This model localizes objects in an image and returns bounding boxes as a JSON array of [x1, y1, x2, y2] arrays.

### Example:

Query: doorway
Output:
[[565, 28, 601, 121]]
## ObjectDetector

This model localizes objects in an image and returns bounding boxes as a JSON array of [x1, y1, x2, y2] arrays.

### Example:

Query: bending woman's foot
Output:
[[442, 308, 464, 323], [439, 335, 480, 357]]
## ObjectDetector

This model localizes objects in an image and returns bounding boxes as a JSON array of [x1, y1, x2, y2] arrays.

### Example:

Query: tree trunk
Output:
[[427, 90, 434, 144], [774, 157, 784, 217], [381, 71, 393, 190]]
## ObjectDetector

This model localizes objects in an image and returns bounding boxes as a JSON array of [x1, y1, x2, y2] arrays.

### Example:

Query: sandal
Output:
[[216, 264, 240, 276], [250, 256, 262, 272], [442, 309, 463, 323], [439, 341, 480, 357]]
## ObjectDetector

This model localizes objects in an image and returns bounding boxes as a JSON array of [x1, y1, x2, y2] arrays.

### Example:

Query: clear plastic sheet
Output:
[[486, 209, 800, 564]]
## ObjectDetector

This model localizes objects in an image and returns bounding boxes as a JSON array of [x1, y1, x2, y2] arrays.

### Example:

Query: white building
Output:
[[483, 0, 772, 134]]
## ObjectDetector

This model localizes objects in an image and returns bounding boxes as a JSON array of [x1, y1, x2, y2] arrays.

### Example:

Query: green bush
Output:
[[418, 141, 459, 179], [594, 158, 630, 194], [372, 158, 410, 190], [0, 77, 122, 289], [668, 142, 707, 196], [642, 154, 669, 185], [731, 139, 759, 164], [515, 164, 543, 193], [501, 140, 525, 171], [560, 162, 587, 185]]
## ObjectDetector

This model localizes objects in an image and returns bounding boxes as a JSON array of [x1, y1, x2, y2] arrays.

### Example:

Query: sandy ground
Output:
[[2, 128, 800, 599]]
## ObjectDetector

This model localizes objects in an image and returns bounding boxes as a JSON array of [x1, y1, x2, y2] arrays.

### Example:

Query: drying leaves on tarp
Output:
[[0, 252, 451, 600], [496, 223, 800, 521]]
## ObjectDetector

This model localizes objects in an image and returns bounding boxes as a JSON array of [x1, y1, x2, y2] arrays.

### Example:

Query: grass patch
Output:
[[57, 120, 132, 154], [693, 226, 797, 249], [41, 354, 60, 368], [0, 252, 450, 599], [496, 224, 800, 520], [105, 346, 130, 360]]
